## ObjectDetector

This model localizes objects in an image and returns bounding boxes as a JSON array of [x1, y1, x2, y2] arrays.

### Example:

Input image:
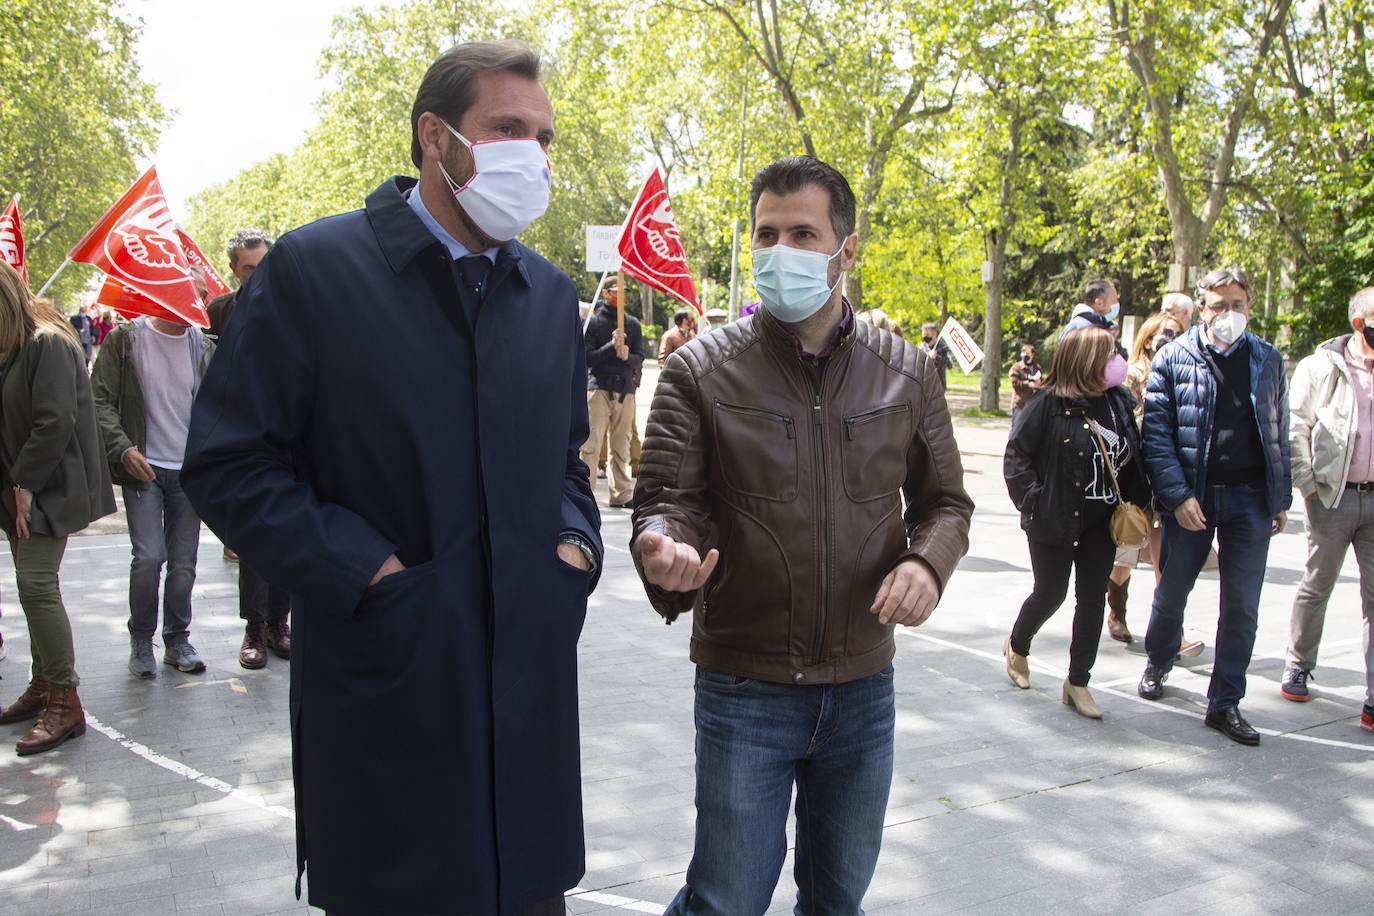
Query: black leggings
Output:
[[1010, 521, 1116, 686]]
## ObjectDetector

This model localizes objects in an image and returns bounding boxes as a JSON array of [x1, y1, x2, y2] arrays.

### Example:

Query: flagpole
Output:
[[586, 271, 611, 333], [616, 270, 625, 336], [36, 258, 72, 297]]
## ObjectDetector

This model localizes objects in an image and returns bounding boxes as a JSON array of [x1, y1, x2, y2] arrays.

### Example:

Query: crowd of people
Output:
[[0, 37, 1369, 916]]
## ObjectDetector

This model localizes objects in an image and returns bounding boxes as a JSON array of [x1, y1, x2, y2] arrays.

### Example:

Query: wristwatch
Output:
[[559, 532, 599, 575]]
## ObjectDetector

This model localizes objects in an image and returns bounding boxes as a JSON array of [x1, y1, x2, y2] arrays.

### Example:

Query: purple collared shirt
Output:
[[791, 299, 853, 383]]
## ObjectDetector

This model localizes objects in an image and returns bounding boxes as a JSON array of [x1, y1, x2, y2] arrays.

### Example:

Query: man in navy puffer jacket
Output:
[[1137, 267, 1291, 746]]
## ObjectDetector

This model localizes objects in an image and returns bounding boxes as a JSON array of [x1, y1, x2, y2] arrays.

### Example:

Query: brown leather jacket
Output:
[[631, 308, 974, 686]]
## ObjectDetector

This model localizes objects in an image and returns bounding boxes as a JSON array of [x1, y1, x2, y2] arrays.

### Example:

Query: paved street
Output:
[[1, 380, 1372, 914]]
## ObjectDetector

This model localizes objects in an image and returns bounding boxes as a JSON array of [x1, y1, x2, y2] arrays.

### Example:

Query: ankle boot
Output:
[[16, 686, 86, 756], [1106, 580, 1132, 643], [1062, 679, 1103, 719], [1004, 635, 1030, 689], [0, 675, 50, 725]]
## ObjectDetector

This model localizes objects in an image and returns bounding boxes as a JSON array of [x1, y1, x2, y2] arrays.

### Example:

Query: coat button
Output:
[[1072, 541, 1079, 547], [1078, 451, 1084, 456], [1073, 510, 1079, 516], [793, 672, 805, 683]]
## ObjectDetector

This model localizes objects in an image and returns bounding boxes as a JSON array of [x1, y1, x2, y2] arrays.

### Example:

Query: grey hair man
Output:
[[1283, 286, 1374, 735], [203, 229, 290, 666], [1162, 291, 1194, 328], [206, 228, 274, 339]]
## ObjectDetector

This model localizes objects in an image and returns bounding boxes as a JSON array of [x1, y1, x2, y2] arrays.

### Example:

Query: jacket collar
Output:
[[753, 298, 857, 360], [365, 176, 532, 289]]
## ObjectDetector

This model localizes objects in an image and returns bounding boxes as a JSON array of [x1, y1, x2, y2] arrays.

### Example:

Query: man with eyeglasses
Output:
[[1136, 267, 1291, 745], [1283, 286, 1374, 734]]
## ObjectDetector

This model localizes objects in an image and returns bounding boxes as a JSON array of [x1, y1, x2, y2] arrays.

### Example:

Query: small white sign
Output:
[[940, 317, 984, 374], [586, 225, 621, 273]]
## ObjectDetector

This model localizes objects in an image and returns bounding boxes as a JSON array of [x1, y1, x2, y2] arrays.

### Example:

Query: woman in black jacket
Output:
[[1003, 327, 1150, 718], [0, 262, 116, 755]]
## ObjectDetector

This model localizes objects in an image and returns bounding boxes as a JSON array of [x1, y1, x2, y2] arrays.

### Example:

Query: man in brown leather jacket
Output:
[[631, 156, 974, 915]]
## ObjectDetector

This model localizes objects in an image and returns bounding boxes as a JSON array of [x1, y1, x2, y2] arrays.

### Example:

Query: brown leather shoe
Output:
[[0, 676, 50, 725], [266, 619, 291, 659], [16, 686, 85, 756], [239, 621, 268, 670]]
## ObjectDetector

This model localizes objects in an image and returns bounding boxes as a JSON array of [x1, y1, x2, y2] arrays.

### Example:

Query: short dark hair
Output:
[[748, 156, 855, 242], [1083, 279, 1115, 306], [226, 228, 274, 267], [410, 41, 542, 169], [674, 309, 693, 326], [1196, 266, 1252, 303]]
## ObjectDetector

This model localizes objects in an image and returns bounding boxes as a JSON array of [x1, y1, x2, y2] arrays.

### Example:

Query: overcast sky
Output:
[[128, 0, 382, 215]]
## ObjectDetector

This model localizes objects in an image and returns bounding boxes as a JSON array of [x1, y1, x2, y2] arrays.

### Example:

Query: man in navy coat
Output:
[[182, 41, 602, 915]]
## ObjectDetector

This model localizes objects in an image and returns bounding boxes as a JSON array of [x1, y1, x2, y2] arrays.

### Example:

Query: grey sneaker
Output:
[[164, 642, 206, 674], [129, 640, 158, 678]]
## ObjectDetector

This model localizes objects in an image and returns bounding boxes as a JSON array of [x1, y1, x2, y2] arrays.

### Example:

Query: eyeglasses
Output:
[[1199, 298, 1248, 314]]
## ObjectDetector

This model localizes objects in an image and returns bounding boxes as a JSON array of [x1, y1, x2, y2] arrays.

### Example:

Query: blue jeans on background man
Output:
[[124, 465, 201, 647], [1145, 482, 1272, 711], [665, 664, 895, 916]]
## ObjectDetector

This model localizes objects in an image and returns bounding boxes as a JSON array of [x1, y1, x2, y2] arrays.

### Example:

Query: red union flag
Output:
[[96, 276, 187, 323], [616, 169, 700, 312], [68, 168, 208, 327], [175, 228, 231, 300], [1, 195, 26, 286]]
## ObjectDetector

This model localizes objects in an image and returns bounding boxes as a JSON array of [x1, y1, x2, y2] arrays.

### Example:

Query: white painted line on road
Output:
[[900, 629, 1374, 754], [569, 887, 663, 912], [84, 713, 296, 821]]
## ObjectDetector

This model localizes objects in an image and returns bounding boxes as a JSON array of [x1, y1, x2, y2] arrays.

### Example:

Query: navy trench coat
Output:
[[182, 177, 602, 914]]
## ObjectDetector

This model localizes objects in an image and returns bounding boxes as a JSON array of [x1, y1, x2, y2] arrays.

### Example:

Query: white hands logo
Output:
[[635, 194, 685, 265], [104, 199, 187, 286]]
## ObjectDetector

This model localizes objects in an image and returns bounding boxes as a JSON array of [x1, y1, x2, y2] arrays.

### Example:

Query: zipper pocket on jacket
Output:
[[844, 404, 910, 440], [715, 402, 796, 439]]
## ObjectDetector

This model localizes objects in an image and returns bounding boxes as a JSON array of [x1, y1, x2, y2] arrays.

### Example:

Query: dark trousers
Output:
[[239, 562, 289, 624], [1011, 520, 1116, 686], [1145, 482, 1272, 711]]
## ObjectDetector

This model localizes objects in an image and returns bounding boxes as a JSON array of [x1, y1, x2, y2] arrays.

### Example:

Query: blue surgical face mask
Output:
[[751, 241, 845, 323], [1106, 301, 1120, 321]]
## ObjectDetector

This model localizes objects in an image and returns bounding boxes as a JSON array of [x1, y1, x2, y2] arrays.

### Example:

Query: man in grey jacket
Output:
[[1284, 286, 1374, 734], [91, 317, 214, 677]]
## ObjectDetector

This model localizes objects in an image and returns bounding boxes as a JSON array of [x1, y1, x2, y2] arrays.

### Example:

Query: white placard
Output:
[[585, 225, 621, 272], [940, 317, 984, 374]]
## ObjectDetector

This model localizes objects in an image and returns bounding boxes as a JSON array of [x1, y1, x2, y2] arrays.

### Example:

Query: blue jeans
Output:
[[123, 466, 201, 645], [665, 664, 895, 916], [1145, 482, 1272, 711]]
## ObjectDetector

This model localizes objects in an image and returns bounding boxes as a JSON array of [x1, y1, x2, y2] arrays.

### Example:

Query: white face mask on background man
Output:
[[439, 119, 551, 242], [1208, 310, 1248, 347]]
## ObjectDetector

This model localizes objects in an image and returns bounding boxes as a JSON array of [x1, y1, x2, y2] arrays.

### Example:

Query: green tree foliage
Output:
[[0, 0, 166, 304], [179, 0, 1371, 366]]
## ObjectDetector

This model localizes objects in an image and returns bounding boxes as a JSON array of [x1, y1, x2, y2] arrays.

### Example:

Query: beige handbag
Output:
[[1088, 421, 1150, 549]]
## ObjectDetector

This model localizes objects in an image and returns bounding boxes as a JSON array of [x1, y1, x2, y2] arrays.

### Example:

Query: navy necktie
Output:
[[456, 255, 491, 326]]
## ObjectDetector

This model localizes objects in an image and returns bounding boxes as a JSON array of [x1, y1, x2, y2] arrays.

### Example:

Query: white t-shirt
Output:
[[133, 320, 199, 469]]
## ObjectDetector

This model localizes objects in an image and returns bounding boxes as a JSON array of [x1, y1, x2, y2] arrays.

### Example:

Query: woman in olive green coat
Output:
[[0, 262, 116, 756]]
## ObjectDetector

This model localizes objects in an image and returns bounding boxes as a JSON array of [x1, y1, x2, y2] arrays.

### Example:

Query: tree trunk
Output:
[[981, 229, 1007, 413]]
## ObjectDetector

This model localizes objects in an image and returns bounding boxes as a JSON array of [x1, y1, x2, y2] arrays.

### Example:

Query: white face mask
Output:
[[1208, 310, 1248, 346], [751, 241, 845, 323], [439, 120, 551, 242]]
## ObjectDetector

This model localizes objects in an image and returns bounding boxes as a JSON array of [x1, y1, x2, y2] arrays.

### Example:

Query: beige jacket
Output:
[[1291, 334, 1361, 508]]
